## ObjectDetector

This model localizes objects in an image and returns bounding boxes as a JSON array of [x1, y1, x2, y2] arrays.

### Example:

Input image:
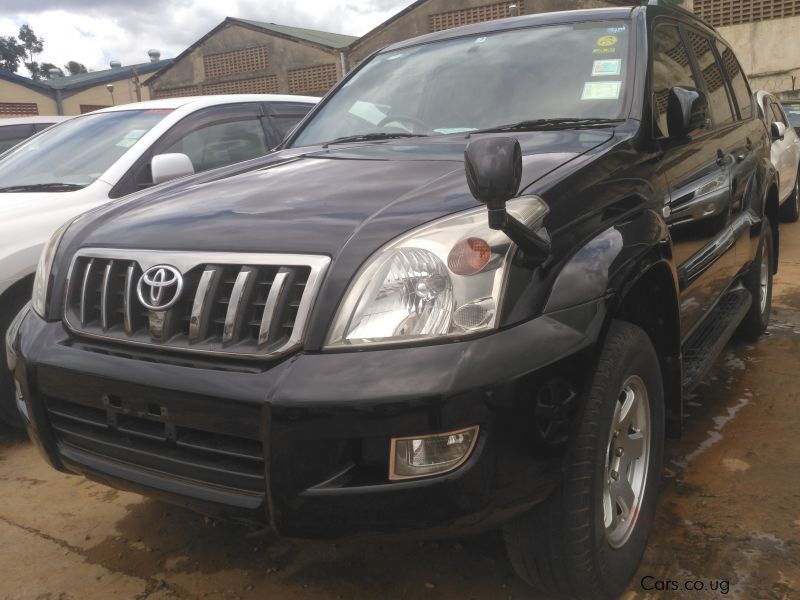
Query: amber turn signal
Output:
[[447, 237, 491, 275]]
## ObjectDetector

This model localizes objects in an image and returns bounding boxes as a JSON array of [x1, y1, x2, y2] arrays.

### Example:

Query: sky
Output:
[[0, 0, 416, 76]]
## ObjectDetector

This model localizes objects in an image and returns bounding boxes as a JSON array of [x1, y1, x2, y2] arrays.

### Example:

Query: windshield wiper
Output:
[[0, 182, 86, 193], [323, 132, 428, 146], [470, 118, 625, 134]]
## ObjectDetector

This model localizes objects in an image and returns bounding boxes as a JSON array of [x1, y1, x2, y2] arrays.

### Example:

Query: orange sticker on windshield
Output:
[[597, 35, 618, 47]]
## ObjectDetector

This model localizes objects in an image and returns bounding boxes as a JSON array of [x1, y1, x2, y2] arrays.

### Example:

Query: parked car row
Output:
[[1, 3, 797, 599]]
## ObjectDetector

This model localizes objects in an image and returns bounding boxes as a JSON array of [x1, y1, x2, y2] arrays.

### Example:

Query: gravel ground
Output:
[[2, 223, 800, 600]]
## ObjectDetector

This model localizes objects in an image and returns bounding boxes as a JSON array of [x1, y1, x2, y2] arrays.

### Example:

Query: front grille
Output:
[[63, 249, 330, 359], [46, 395, 266, 492]]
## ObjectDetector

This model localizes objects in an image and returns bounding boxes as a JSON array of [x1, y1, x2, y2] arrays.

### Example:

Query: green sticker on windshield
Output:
[[581, 81, 622, 100]]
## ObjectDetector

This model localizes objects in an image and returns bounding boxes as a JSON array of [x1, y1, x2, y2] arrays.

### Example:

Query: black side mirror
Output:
[[464, 137, 522, 229], [667, 86, 709, 138], [464, 137, 550, 262]]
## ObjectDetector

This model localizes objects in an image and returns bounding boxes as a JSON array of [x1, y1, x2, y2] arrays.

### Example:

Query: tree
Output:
[[0, 35, 25, 72], [18, 24, 43, 64], [64, 61, 87, 76], [41, 62, 63, 78]]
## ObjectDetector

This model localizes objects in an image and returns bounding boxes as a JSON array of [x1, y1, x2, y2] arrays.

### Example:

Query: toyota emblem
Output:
[[137, 265, 184, 311]]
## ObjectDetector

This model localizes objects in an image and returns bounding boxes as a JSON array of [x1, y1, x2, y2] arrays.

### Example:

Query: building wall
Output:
[[148, 22, 342, 99], [0, 80, 57, 117], [60, 71, 157, 115], [346, 0, 618, 67]]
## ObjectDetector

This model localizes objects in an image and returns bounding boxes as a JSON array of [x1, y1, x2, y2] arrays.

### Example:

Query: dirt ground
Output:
[[2, 224, 800, 600]]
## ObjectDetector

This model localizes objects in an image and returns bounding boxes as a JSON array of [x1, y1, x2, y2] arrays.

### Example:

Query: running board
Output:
[[681, 288, 751, 393]]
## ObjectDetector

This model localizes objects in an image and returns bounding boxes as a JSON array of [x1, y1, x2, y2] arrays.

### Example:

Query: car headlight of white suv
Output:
[[326, 196, 548, 348]]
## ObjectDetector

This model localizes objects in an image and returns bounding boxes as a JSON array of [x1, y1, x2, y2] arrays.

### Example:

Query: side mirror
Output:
[[464, 137, 550, 262], [771, 121, 787, 141], [151, 153, 195, 185], [464, 137, 522, 229], [667, 86, 709, 138]]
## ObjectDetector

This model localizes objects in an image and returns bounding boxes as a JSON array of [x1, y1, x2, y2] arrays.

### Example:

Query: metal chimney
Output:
[[110, 60, 122, 68], [47, 67, 62, 79], [148, 49, 161, 62], [509, 3, 519, 16]]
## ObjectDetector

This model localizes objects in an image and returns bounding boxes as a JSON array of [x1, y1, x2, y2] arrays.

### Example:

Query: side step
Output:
[[681, 288, 751, 392]]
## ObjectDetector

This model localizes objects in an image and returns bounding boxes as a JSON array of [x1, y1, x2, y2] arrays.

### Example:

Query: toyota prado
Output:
[[7, 5, 778, 598]]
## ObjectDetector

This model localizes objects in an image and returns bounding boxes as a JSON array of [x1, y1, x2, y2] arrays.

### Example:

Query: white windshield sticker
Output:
[[592, 59, 621, 76], [581, 81, 622, 100], [115, 129, 147, 148]]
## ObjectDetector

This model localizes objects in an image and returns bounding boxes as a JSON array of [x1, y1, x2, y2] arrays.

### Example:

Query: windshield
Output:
[[782, 103, 800, 129], [291, 20, 631, 147], [0, 109, 172, 192]]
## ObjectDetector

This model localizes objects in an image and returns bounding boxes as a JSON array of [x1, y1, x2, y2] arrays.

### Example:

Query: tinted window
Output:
[[163, 118, 268, 172], [268, 103, 313, 139], [782, 102, 800, 129], [687, 31, 735, 126], [651, 24, 698, 137], [293, 21, 632, 146], [0, 124, 34, 153], [770, 101, 788, 126], [716, 40, 752, 119]]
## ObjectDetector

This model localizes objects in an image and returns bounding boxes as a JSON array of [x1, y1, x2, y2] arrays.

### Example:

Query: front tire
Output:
[[504, 321, 664, 599]]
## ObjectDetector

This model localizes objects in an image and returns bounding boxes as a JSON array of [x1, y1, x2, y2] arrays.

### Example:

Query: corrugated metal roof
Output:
[[0, 59, 173, 96], [234, 19, 358, 49]]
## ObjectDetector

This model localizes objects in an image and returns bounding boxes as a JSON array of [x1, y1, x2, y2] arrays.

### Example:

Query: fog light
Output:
[[389, 426, 479, 480]]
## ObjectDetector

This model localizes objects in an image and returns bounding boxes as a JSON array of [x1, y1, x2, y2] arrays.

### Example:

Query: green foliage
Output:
[[18, 24, 44, 63], [0, 35, 25, 72], [64, 60, 88, 75]]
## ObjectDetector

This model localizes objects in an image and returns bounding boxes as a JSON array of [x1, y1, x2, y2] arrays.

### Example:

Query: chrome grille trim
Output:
[[188, 268, 219, 342], [123, 263, 136, 336], [223, 267, 255, 344], [259, 268, 290, 346], [63, 249, 331, 360], [100, 260, 114, 331]]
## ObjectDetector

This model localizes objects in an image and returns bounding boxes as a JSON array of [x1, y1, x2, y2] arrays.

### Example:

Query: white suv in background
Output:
[[0, 94, 317, 426], [757, 90, 800, 222]]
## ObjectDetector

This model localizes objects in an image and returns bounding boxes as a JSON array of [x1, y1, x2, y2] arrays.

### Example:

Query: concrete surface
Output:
[[2, 223, 800, 600]]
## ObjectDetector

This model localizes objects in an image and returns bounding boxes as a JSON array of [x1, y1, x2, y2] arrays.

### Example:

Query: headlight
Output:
[[31, 220, 73, 319], [326, 196, 548, 347]]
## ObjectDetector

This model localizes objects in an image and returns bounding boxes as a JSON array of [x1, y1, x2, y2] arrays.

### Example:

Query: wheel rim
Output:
[[760, 240, 769, 315], [603, 375, 651, 549]]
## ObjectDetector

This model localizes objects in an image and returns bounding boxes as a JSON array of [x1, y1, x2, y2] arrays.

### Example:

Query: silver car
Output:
[[757, 90, 800, 221]]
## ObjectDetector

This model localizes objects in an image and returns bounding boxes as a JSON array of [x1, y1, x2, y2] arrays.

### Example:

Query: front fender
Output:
[[543, 208, 675, 314]]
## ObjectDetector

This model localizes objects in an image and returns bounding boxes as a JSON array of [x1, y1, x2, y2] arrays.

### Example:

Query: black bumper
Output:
[[12, 300, 604, 538]]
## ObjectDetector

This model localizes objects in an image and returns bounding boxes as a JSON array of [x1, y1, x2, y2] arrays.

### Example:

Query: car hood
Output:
[[77, 130, 613, 258]]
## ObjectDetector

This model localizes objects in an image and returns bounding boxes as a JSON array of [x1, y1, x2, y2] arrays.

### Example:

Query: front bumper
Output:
[[12, 299, 604, 538]]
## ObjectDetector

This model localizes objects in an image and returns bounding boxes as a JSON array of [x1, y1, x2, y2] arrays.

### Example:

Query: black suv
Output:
[[8, 5, 777, 598]]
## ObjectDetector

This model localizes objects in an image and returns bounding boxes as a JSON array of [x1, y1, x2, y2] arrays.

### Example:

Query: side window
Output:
[[770, 101, 788, 127], [651, 23, 698, 137], [266, 103, 314, 141], [162, 118, 268, 172], [686, 30, 735, 127], [0, 124, 34, 153], [715, 40, 753, 119]]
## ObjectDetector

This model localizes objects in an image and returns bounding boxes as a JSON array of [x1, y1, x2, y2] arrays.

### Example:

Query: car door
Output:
[[111, 103, 270, 197], [652, 22, 737, 337]]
